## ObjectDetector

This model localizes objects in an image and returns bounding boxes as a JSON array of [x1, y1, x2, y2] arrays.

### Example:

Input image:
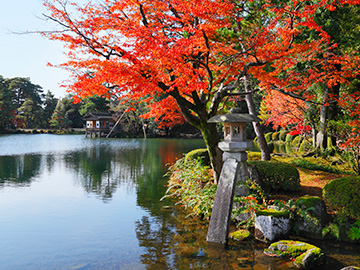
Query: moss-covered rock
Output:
[[255, 210, 291, 242], [229, 229, 251, 241], [256, 208, 290, 218], [264, 240, 324, 269], [294, 196, 329, 239], [248, 161, 300, 192], [323, 176, 360, 219], [184, 148, 210, 166]]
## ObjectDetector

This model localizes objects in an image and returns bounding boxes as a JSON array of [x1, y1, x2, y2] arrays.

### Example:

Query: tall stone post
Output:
[[206, 109, 260, 244]]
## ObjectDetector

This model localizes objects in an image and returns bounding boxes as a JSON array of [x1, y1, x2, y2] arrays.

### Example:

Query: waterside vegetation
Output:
[[165, 147, 360, 246]]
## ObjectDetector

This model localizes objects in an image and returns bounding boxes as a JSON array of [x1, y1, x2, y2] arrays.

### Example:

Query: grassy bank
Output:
[[165, 150, 359, 242]]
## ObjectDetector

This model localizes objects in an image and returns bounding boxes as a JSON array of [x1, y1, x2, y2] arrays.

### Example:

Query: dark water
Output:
[[0, 134, 359, 270]]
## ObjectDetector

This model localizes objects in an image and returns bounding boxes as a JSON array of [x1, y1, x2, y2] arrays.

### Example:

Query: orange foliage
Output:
[[338, 92, 360, 149], [41, 0, 360, 129], [263, 90, 307, 129]]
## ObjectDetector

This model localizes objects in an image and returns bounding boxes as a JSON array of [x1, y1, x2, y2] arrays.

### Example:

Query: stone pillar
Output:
[[206, 143, 251, 244], [206, 110, 260, 244], [206, 158, 239, 244]]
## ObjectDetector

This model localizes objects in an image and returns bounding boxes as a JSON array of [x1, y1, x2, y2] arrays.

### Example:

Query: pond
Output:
[[0, 134, 359, 269]]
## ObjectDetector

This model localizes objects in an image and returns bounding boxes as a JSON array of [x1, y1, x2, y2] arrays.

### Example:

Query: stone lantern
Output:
[[206, 108, 261, 244], [208, 108, 260, 162]]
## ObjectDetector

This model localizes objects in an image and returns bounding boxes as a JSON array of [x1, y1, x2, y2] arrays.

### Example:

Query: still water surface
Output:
[[0, 134, 359, 270]]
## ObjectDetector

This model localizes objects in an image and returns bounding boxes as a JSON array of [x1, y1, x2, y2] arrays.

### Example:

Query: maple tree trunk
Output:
[[244, 75, 270, 161], [328, 83, 341, 146], [316, 88, 330, 150], [199, 121, 222, 184], [170, 90, 222, 183], [316, 104, 328, 149]]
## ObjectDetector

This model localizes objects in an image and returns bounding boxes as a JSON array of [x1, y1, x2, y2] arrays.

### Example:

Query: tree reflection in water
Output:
[[0, 154, 41, 187]]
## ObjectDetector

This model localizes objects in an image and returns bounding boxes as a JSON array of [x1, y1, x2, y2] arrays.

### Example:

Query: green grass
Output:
[[291, 158, 347, 174]]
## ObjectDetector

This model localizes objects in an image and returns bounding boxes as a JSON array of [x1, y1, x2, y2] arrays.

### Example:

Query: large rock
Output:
[[264, 240, 324, 269], [294, 196, 329, 239], [254, 208, 290, 242]]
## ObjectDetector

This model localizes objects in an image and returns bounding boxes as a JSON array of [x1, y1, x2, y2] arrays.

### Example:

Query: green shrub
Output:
[[184, 148, 210, 166], [163, 157, 216, 218], [348, 220, 360, 241], [291, 135, 302, 148], [248, 160, 300, 192], [264, 132, 273, 143], [247, 151, 262, 161], [327, 136, 335, 149], [323, 176, 360, 219], [272, 131, 280, 141], [268, 142, 274, 153], [322, 223, 341, 240], [299, 139, 312, 152], [285, 134, 296, 144], [279, 130, 288, 141], [291, 158, 344, 174]]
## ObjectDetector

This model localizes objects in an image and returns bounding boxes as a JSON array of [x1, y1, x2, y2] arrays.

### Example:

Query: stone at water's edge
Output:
[[295, 196, 329, 239], [264, 240, 324, 269], [254, 209, 290, 243], [229, 229, 252, 241]]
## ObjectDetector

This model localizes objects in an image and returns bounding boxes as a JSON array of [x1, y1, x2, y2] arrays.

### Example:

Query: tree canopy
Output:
[[41, 0, 360, 179]]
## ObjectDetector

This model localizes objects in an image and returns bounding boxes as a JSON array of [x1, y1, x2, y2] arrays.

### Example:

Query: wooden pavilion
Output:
[[83, 112, 118, 138]]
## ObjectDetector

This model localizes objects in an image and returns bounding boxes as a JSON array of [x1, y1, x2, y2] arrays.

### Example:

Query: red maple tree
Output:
[[41, 0, 360, 181]]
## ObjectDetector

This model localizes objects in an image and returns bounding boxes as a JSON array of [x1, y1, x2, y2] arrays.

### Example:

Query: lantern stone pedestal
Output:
[[206, 109, 260, 244]]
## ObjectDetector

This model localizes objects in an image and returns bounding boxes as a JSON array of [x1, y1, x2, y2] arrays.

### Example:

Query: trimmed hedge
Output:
[[272, 131, 280, 141], [184, 148, 210, 166], [291, 158, 344, 174], [248, 160, 300, 192], [285, 134, 296, 144], [323, 176, 360, 219], [279, 130, 288, 141], [265, 132, 273, 143], [291, 135, 302, 147]]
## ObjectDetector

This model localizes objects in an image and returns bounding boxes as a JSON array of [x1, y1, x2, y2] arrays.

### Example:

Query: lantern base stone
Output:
[[223, 152, 247, 162], [219, 141, 252, 152]]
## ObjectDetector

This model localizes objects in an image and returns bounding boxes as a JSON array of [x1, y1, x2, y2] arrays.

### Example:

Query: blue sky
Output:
[[0, 0, 71, 98]]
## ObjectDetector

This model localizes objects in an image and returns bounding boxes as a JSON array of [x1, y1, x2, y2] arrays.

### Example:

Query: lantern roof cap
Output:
[[208, 109, 261, 123]]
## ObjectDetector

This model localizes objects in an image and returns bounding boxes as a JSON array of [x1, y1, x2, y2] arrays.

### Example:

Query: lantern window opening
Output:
[[225, 126, 231, 138], [233, 126, 240, 134]]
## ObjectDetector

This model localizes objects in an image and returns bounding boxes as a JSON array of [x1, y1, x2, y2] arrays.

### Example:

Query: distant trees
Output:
[[50, 95, 82, 129], [0, 76, 47, 129], [78, 95, 110, 116], [0, 76, 16, 129], [0, 76, 115, 131], [43, 90, 58, 126], [0, 76, 82, 130], [0, 75, 196, 136]]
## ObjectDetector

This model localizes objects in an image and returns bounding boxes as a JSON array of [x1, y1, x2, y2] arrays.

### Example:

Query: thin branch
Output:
[[139, 4, 149, 27]]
